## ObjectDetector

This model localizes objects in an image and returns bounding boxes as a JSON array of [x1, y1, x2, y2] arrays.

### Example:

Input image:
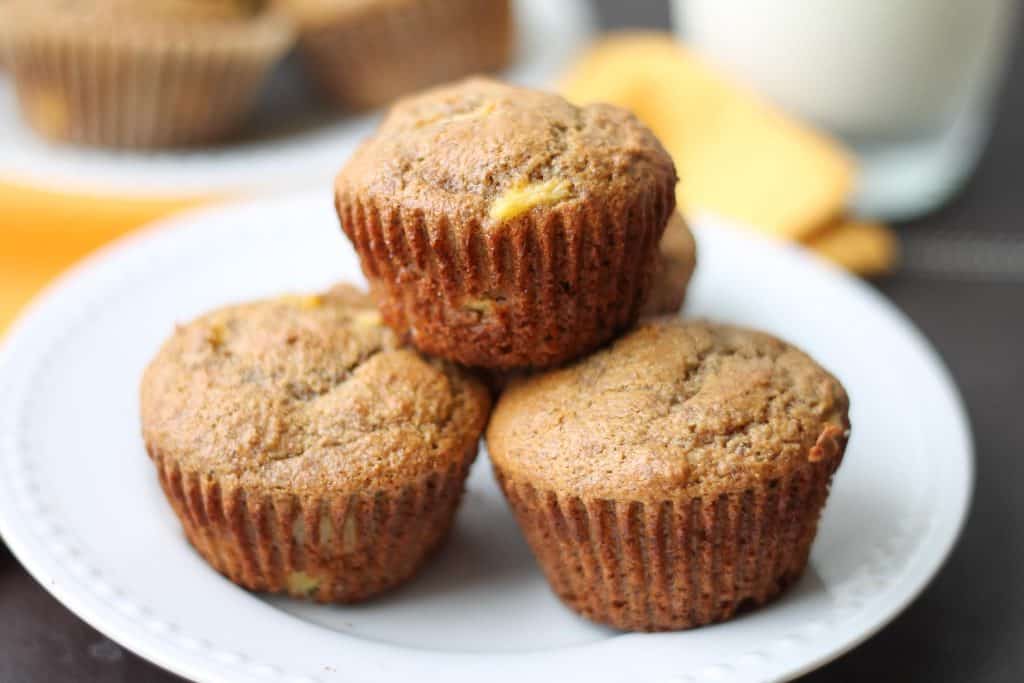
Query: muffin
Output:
[[487, 318, 849, 631], [336, 77, 678, 369], [2, 0, 293, 148], [140, 285, 491, 602], [641, 211, 697, 317], [278, 0, 514, 110]]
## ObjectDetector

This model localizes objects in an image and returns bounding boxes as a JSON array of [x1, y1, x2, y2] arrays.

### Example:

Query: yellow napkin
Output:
[[0, 180, 207, 330], [559, 32, 899, 274]]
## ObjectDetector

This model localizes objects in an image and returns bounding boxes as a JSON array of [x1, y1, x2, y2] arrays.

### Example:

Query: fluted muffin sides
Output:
[[494, 459, 837, 630], [487, 319, 849, 630], [153, 450, 473, 602], [475, 212, 697, 396], [141, 285, 491, 602], [336, 78, 678, 370]]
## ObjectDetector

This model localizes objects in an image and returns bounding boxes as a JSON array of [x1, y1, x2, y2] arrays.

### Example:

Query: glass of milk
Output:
[[672, 0, 1018, 219]]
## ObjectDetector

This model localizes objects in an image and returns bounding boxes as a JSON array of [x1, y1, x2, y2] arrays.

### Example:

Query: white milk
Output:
[[674, 0, 1015, 141], [672, 0, 1018, 217]]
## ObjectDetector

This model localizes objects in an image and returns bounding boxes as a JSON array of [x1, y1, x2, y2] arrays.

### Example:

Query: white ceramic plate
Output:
[[0, 0, 593, 197], [0, 191, 972, 683]]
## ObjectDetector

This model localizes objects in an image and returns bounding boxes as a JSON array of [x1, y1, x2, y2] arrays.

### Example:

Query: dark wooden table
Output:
[[2, 1, 1022, 680]]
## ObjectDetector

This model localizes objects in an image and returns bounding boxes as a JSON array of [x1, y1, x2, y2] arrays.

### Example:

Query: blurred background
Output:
[[1, 0, 1022, 680]]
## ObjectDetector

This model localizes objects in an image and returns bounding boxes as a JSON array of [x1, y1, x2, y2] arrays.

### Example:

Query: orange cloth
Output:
[[0, 180, 209, 330]]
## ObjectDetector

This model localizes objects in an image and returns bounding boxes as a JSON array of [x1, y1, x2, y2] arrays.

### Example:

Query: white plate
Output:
[[0, 0, 593, 197], [0, 191, 972, 683]]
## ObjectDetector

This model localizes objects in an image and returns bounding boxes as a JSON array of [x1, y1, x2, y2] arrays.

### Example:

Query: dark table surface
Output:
[[2, 1, 1022, 681]]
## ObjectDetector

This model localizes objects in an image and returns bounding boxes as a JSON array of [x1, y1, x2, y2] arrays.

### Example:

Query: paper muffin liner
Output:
[[151, 447, 476, 603], [297, 0, 513, 110], [2, 11, 293, 148], [493, 455, 842, 631], [338, 180, 675, 369]]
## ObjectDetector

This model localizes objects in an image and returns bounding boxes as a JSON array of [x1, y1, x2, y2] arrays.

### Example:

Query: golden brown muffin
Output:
[[278, 0, 514, 110], [641, 211, 697, 317], [141, 285, 491, 602], [336, 77, 678, 370], [487, 318, 849, 631], [2, 0, 293, 148]]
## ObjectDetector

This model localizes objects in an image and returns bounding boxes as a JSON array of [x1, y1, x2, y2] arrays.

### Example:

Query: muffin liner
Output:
[[493, 453, 842, 631], [338, 180, 675, 369], [2, 11, 293, 148], [298, 0, 514, 110], [151, 446, 476, 603]]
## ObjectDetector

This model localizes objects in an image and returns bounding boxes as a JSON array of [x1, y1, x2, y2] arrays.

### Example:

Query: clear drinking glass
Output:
[[672, 0, 1019, 220]]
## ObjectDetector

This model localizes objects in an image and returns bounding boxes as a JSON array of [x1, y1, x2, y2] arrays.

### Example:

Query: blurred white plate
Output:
[[0, 191, 972, 683], [0, 0, 593, 197]]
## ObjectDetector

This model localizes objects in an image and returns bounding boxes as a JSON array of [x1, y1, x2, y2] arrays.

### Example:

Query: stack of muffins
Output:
[[141, 78, 849, 631]]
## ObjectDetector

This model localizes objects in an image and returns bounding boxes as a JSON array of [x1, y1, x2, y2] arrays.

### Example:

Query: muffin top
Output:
[[641, 211, 697, 317], [487, 319, 849, 501], [141, 285, 490, 496], [335, 77, 677, 229]]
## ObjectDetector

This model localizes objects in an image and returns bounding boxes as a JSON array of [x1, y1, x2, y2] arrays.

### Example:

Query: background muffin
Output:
[[336, 77, 678, 369], [641, 211, 697, 317], [141, 285, 491, 602], [278, 0, 514, 110], [2, 0, 293, 148], [487, 318, 849, 631]]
